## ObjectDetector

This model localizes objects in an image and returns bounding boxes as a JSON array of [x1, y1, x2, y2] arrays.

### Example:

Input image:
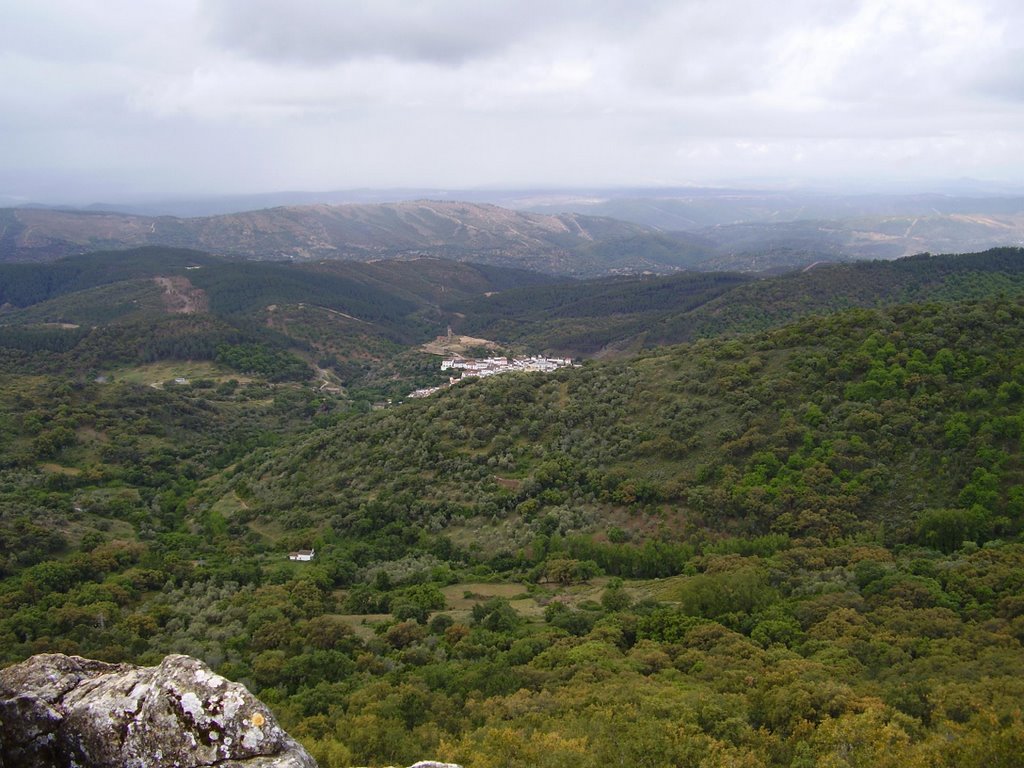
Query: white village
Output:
[[408, 354, 575, 398]]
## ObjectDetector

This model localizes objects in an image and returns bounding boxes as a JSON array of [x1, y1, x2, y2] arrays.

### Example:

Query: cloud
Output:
[[2, 0, 1024, 201], [201, 0, 624, 65], [195, 0, 1024, 116]]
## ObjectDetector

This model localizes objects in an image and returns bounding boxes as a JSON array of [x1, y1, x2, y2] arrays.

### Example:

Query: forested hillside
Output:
[[2, 292, 1023, 766], [0, 248, 560, 396], [449, 247, 1024, 353], [6, 246, 1024, 376], [235, 298, 1024, 549], [0, 246, 551, 327]]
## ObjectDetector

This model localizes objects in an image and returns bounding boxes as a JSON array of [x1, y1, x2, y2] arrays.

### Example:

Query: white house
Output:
[[288, 549, 315, 561]]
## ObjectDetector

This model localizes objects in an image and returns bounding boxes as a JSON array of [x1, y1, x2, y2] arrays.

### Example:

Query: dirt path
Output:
[[298, 303, 372, 324]]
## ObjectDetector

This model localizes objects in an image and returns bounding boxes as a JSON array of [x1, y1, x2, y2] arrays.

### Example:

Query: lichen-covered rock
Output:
[[0, 653, 316, 768]]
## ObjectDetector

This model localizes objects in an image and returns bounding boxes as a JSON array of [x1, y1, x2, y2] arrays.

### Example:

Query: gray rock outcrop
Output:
[[0, 653, 316, 768]]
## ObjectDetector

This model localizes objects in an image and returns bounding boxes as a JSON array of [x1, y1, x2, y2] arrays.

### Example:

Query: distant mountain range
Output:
[[0, 202, 648, 275], [3, 190, 1024, 276], [523, 189, 1024, 227], [524, 190, 1024, 265]]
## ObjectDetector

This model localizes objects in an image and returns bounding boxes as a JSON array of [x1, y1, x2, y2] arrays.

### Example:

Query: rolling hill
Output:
[[0, 202, 650, 275]]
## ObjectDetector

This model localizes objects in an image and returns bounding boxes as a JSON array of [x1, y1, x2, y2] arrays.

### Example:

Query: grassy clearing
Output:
[[436, 577, 663, 622], [630, 573, 688, 602], [106, 361, 245, 387], [441, 582, 530, 610], [39, 462, 81, 476]]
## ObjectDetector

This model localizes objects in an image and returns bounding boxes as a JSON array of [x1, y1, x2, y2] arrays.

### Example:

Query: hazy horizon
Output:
[[5, 1, 1024, 205]]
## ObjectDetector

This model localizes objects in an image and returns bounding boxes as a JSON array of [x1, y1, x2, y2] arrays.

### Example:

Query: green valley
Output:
[[1, 247, 1023, 766]]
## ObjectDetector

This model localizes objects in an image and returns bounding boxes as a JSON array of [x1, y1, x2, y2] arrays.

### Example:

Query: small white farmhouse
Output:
[[288, 549, 315, 562]]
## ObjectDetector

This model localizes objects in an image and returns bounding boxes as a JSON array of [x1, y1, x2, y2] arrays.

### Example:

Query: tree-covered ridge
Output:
[[5, 246, 1024, 375], [0, 247, 430, 333], [449, 247, 1024, 353], [672, 246, 1024, 342], [0, 247, 221, 307]]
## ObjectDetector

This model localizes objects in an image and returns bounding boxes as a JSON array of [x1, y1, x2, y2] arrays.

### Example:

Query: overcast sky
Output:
[[3, 0, 1024, 203]]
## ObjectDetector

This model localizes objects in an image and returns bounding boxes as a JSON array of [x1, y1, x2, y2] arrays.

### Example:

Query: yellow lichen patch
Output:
[[251, 712, 265, 727]]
